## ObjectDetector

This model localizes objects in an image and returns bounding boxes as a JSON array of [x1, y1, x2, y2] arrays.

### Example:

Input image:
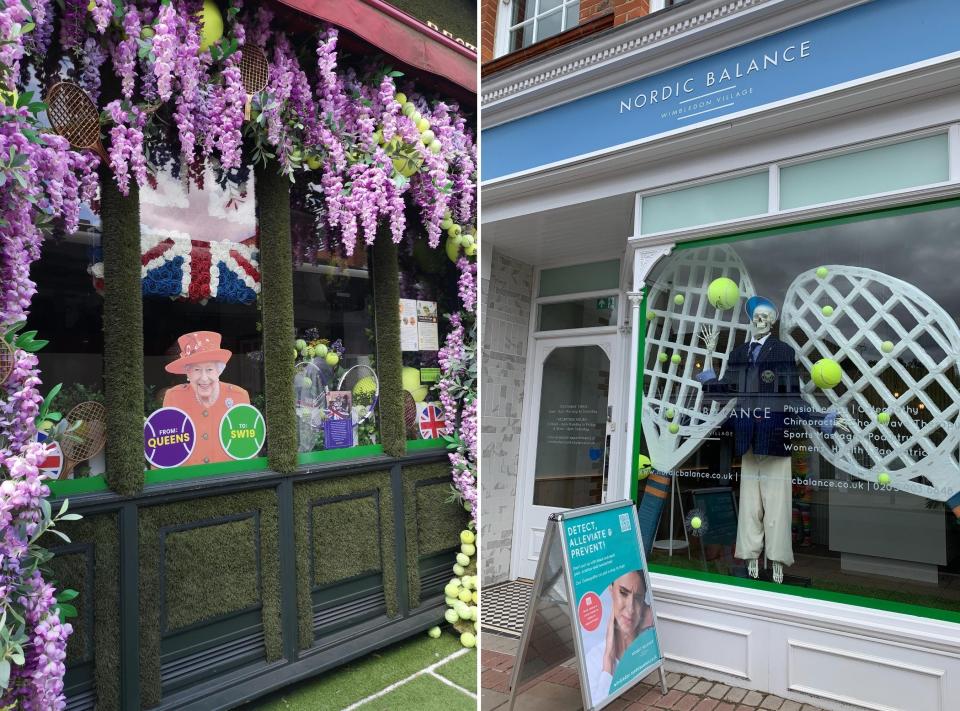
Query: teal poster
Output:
[[562, 504, 662, 708]]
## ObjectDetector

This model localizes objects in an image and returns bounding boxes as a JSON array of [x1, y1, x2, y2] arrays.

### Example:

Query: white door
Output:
[[513, 334, 621, 579]]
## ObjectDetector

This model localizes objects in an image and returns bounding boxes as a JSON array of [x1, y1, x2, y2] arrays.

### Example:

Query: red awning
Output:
[[275, 0, 477, 94]]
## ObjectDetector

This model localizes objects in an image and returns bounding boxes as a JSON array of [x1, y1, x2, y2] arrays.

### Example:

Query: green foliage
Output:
[[256, 160, 298, 473], [100, 175, 145, 496], [372, 238, 405, 458]]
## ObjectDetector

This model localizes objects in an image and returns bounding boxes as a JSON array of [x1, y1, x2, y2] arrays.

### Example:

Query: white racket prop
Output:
[[293, 361, 325, 452], [337, 364, 379, 425], [781, 265, 960, 508], [642, 244, 756, 472]]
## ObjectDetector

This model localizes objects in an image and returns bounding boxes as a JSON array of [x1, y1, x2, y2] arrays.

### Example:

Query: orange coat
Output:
[[162, 383, 250, 466]]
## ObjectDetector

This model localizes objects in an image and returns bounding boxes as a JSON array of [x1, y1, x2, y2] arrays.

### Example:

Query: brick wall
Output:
[[480, 0, 498, 63], [480, 248, 534, 584]]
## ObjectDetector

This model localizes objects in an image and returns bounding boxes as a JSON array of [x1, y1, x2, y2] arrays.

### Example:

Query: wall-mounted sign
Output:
[[482, 0, 960, 181]]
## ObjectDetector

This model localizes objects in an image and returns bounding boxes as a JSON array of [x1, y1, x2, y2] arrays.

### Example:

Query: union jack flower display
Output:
[[418, 402, 446, 439]]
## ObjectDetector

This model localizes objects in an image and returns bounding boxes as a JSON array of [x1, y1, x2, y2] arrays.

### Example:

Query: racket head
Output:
[[0, 338, 13, 385], [337, 364, 379, 424], [62, 400, 107, 461], [46, 82, 101, 151], [240, 45, 269, 94]]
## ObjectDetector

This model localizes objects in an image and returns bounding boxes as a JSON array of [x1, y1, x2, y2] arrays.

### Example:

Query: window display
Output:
[[638, 201, 960, 613]]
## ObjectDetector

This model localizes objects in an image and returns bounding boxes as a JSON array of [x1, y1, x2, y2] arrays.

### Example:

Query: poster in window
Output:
[[417, 300, 439, 351], [323, 391, 354, 449], [400, 298, 419, 351]]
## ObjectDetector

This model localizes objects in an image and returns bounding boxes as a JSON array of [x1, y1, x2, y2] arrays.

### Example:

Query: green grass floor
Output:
[[246, 632, 476, 711]]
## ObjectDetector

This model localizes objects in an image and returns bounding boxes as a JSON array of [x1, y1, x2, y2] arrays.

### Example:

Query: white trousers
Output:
[[735, 450, 794, 566]]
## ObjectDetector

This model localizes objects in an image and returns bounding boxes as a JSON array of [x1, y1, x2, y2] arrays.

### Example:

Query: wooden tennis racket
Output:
[[239, 45, 268, 120], [59, 401, 107, 480], [45, 82, 109, 163]]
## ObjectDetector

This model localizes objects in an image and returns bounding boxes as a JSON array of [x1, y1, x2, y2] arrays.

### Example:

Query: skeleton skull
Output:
[[750, 304, 777, 338]]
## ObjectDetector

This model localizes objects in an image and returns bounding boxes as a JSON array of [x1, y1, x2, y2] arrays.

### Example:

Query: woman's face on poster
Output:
[[185, 361, 222, 399], [611, 571, 646, 636]]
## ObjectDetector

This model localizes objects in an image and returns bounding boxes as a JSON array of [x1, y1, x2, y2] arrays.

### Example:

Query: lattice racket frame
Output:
[[0, 338, 14, 386], [643, 245, 756, 472], [45, 82, 107, 161], [781, 265, 960, 502], [61, 401, 107, 462]]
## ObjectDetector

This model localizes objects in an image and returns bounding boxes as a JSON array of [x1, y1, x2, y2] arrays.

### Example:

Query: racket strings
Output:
[[0, 339, 13, 385], [47, 83, 100, 149], [240, 46, 268, 94]]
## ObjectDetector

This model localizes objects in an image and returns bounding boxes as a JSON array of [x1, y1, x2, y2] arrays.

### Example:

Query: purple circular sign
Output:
[[144, 407, 196, 468]]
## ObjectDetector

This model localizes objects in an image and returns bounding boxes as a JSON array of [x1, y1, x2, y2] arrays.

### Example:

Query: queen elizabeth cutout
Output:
[[163, 331, 250, 466]]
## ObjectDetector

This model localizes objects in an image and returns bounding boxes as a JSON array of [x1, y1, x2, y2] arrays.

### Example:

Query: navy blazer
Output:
[[699, 336, 807, 458]]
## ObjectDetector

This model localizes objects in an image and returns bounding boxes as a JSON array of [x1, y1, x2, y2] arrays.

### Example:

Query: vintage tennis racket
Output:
[[781, 265, 960, 516], [337, 364, 379, 426], [45, 82, 109, 162], [0, 338, 13, 387], [59, 401, 107, 479], [239, 45, 268, 120]]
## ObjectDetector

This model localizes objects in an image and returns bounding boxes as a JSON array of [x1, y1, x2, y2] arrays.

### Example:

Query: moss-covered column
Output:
[[372, 237, 405, 457], [255, 160, 297, 472], [101, 172, 145, 496]]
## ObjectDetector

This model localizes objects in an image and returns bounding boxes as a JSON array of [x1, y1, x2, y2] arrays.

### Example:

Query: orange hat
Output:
[[165, 331, 233, 374]]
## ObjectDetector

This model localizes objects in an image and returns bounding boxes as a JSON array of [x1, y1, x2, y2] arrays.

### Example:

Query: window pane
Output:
[[564, 1, 581, 30], [511, 0, 534, 24], [535, 9, 564, 43], [779, 134, 950, 210], [538, 296, 617, 331], [510, 22, 534, 52], [540, 0, 563, 12], [539, 259, 620, 297], [142, 164, 265, 470], [641, 172, 769, 234], [639, 203, 960, 615]]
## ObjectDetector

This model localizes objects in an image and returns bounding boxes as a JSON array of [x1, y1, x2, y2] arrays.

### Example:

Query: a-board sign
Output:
[[691, 487, 739, 546], [508, 500, 667, 711]]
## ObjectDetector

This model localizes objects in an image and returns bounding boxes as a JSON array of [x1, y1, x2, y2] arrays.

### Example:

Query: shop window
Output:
[[539, 259, 620, 297], [537, 296, 618, 331], [498, 0, 580, 56], [640, 172, 769, 235], [779, 134, 950, 210], [138, 165, 265, 474], [28, 229, 105, 483], [638, 201, 960, 616]]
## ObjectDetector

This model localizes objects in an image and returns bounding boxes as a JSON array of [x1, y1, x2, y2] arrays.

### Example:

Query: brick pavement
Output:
[[480, 638, 826, 711]]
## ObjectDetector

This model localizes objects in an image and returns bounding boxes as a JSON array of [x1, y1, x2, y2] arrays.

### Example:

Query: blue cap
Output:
[[746, 296, 778, 319]]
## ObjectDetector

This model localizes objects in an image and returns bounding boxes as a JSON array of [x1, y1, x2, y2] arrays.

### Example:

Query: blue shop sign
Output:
[[482, 0, 960, 182]]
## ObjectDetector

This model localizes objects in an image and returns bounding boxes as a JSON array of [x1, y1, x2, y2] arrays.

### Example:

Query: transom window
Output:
[[503, 0, 580, 54]]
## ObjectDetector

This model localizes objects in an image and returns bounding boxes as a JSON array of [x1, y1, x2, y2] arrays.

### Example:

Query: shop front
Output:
[[0, 1, 477, 709], [481, 0, 960, 707]]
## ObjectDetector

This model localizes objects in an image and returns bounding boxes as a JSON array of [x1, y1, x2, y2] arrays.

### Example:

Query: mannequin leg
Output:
[[735, 450, 764, 565], [757, 454, 795, 572]]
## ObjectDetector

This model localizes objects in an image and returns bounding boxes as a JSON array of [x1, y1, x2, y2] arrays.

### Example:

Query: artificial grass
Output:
[[256, 159, 298, 473], [312, 495, 383, 587], [100, 172, 145, 496], [247, 633, 463, 710], [371, 238, 406, 458], [361, 673, 473, 711], [435, 650, 477, 692]]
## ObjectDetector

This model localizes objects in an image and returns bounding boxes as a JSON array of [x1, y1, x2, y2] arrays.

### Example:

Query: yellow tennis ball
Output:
[[428, 626, 442, 638], [460, 529, 475, 545], [444, 608, 459, 624], [674, 294, 685, 306], [877, 412, 890, 425], [878, 472, 891, 486], [821, 305, 834, 317], [401, 367, 428, 401], [658, 353, 668, 363], [816, 266, 829, 278], [665, 409, 675, 420], [458, 588, 472, 603], [707, 277, 739, 310], [197, 0, 224, 52], [690, 516, 702, 530], [471, 590, 478, 604], [460, 632, 476, 648], [646, 310, 656, 321], [394, 92, 407, 106], [671, 354, 681, 365], [669, 423, 680, 435], [461, 543, 476, 557], [637, 454, 652, 480], [881, 341, 894, 354], [811, 358, 842, 389]]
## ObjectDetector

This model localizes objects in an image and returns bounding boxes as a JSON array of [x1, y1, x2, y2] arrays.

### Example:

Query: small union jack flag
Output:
[[417, 403, 446, 439], [38, 439, 64, 479]]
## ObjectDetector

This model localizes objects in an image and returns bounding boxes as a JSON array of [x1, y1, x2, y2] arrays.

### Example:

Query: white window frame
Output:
[[494, 0, 581, 58]]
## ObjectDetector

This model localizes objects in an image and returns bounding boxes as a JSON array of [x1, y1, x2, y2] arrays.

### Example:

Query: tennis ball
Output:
[[305, 154, 322, 170], [821, 305, 834, 317], [669, 423, 680, 435], [447, 223, 462, 238], [472, 591, 478, 604], [469, 606, 478, 621], [445, 596, 457, 606], [456, 552, 470, 566], [402, 367, 429, 401], [816, 267, 829, 278], [429, 139, 443, 154], [453, 564, 465, 576], [294, 339, 307, 351], [402, 102, 417, 117], [646, 310, 656, 321], [140, 26, 155, 39], [446, 236, 462, 263], [458, 588, 472, 603], [306, 346, 316, 358], [457, 604, 471, 620], [637, 454, 652, 480], [674, 294, 685, 306], [316, 343, 328, 358], [690, 516, 702, 530], [428, 626, 442, 638], [460, 529, 475, 545], [658, 353, 668, 363], [292, 348, 298, 358], [444, 608, 459, 624], [707, 277, 739, 310], [444, 582, 460, 598], [671, 354, 681, 364], [878, 472, 891, 486], [421, 129, 436, 145], [881, 341, 894, 354], [460, 632, 476, 648], [811, 358, 842, 389], [197, 0, 224, 52], [410, 111, 422, 125], [464, 241, 477, 257], [394, 92, 407, 106], [877, 412, 891, 425], [417, 118, 431, 132], [665, 409, 675, 420], [461, 543, 476, 557], [352, 376, 377, 405], [324, 352, 340, 367]]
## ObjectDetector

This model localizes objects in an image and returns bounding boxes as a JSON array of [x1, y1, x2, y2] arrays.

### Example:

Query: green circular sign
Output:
[[219, 404, 266, 460]]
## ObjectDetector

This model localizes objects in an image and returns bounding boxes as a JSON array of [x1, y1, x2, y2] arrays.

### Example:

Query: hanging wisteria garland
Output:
[[2, 0, 480, 684]]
